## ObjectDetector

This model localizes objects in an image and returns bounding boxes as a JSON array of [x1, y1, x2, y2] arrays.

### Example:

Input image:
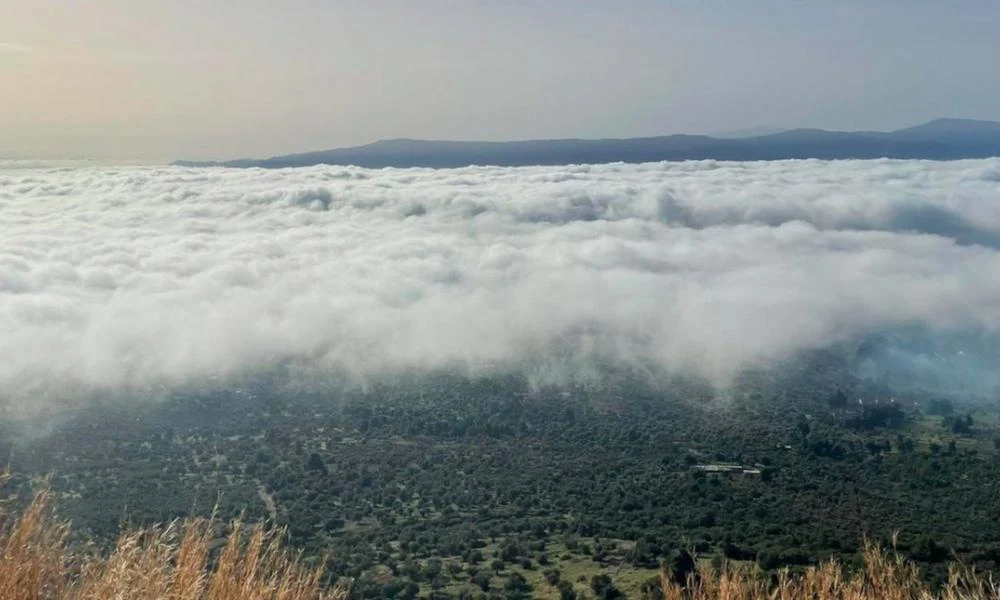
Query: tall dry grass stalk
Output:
[[661, 541, 1000, 600], [0, 471, 349, 600], [0, 474, 70, 600]]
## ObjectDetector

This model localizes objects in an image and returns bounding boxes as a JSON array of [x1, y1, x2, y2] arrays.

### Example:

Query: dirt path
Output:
[[256, 483, 277, 521]]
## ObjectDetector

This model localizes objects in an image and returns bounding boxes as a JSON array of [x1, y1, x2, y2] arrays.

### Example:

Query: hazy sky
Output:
[[2, 1, 999, 161]]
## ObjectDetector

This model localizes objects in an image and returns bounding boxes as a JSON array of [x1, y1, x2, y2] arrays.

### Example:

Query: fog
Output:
[[2, 158, 1000, 410]]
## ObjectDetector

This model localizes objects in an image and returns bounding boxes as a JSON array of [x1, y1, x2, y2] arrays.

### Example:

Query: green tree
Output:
[[472, 569, 492, 592], [557, 580, 577, 600], [590, 574, 623, 599], [305, 452, 327, 474], [668, 549, 696, 587], [503, 572, 532, 599]]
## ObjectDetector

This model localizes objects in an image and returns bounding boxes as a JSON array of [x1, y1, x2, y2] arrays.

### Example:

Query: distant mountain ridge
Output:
[[175, 118, 1000, 169], [711, 125, 787, 139]]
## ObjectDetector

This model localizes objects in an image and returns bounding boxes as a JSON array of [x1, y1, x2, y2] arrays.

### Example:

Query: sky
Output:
[[3, 158, 1000, 411], [2, 1, 1000, 161]]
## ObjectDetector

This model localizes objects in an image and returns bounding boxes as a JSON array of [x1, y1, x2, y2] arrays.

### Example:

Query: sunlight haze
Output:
[[3, 1, 1000, 160]]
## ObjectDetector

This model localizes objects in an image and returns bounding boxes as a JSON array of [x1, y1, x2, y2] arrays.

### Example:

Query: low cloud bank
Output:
[[2, 158, 1000, 406]]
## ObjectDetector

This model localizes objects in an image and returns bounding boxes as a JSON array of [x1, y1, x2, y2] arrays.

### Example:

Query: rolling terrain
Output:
[[4, 348, 1000, 599], [176, 119, 1000, 168]]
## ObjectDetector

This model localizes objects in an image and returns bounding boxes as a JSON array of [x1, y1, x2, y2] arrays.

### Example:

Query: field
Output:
[[3, 353, 1000, 599]]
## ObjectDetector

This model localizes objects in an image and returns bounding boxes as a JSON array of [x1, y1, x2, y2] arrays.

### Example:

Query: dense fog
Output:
[[2, 158, 1000, 408]]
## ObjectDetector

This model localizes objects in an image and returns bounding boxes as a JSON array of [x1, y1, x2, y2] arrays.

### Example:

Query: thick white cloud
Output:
[[2, 158, 1000, 406], [0, 42, 33, 54]]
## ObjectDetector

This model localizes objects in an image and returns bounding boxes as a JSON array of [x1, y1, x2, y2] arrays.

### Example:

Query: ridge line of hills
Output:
[[176, 118, 1000, 168]]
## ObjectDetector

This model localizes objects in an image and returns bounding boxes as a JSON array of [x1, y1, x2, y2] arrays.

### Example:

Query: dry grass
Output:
[[3, 469, 999, 599], [0, 471, 349, 600], [661, 541, 1000, 600]]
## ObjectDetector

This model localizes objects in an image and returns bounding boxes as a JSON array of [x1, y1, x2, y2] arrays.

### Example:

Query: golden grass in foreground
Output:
[[0, 472, 349, 600], [3, 470, 999, 599], [660, 542, 1000, 600]]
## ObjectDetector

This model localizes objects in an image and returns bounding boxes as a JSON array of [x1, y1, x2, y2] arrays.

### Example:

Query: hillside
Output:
[[3, 482, 997, 600], [175, 118, 1000, 168], [5, 345, 1000, 599], [2, 484, 998, 600]]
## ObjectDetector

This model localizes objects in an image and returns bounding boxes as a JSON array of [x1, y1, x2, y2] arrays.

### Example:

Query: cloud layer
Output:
[[0, 42, 33, 54], [2, 158, 1000, 405]]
